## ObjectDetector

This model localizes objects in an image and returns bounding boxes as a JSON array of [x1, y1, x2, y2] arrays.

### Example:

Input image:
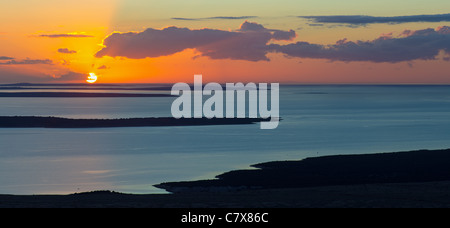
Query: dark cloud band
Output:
[[300, 13, 450, 25], [272, 26, 450, 63], [0, 56, 14, 60], [172, 16, 258, 21], [36, 34, 94, 38], [0, 58, 53, 65], [58, 48, 77, 54]]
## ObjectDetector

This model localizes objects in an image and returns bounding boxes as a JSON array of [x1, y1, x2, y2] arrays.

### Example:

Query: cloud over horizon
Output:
[[172, 16, 258, 21], [300, 13, 450, 25], [97, 65, 108, 70], [35, 33, 94, 38], [58, 48, 77, 54], [52, 71, 86, 81], [0, 58, 53, 65], [95, 21, 296, 61], [0, 68, 85, 83], [0, 56, 14, 60], [95, 22, 450, 64], [272, 26, 450, 63]]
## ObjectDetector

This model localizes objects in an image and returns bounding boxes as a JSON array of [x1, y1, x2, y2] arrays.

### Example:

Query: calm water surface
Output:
[[1, 85, 450, 194]]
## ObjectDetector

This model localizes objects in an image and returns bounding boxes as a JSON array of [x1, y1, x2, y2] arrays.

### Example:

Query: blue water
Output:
[[1, 85, 450, 194]]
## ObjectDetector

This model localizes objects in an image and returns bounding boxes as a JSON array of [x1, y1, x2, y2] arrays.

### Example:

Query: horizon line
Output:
[[2, 82, 450, 86]]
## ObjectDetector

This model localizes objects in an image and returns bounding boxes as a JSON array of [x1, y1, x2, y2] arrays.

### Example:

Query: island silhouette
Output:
[[0, 116, 265, 128]]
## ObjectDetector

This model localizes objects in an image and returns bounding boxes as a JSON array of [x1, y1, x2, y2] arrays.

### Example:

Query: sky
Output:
[[1, 0, 450, 84]]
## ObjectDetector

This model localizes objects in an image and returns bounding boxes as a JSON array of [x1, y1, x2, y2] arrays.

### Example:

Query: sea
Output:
[[1, 84, 450, 194]]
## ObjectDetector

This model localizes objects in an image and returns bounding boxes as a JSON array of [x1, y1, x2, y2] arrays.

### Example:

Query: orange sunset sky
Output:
[[1, 0, 450, 84]]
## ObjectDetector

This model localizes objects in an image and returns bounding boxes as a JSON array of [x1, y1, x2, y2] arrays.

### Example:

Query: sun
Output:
[[86, 73, 98, 84]]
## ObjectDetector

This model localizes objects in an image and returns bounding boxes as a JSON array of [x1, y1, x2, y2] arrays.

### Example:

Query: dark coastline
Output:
[[2, 149, 450, 208], [155, 149, 450, 193], [0, 92, 174, 97], [0, 116, 264, 128], [0, 87, 175, 91], [3, 182, 450, 208]]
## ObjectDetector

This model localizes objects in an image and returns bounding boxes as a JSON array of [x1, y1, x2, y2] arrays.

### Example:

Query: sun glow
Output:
[[86, 73, 98, 83]]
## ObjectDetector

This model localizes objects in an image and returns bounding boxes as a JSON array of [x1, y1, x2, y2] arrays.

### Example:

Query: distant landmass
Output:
[[0, 83, 135, 87], [0, 92, 174, 97], [0, 87, 175, 91], [0, 116, 265, 128], [0, 83, 175, 91]]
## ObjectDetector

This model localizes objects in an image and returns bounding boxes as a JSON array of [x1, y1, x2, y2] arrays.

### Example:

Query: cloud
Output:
[[271, 26, 450, 63], [97, 65, 109, 70], [58, 48, 77, 54], [300, 13, 450, 25], [0, 58, 53, 65], [0, 56, 14, 60], [307, 23, 325, 27], [36, 33, 94, 38], [172, 16, 258, 21], [60, 59, 71, 65], [0, 68, 85, 83], [95, 21, 296, 61], [52, 71, 86, 81], [0, 68, 48, 83], [95, 22, 450, 64]]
